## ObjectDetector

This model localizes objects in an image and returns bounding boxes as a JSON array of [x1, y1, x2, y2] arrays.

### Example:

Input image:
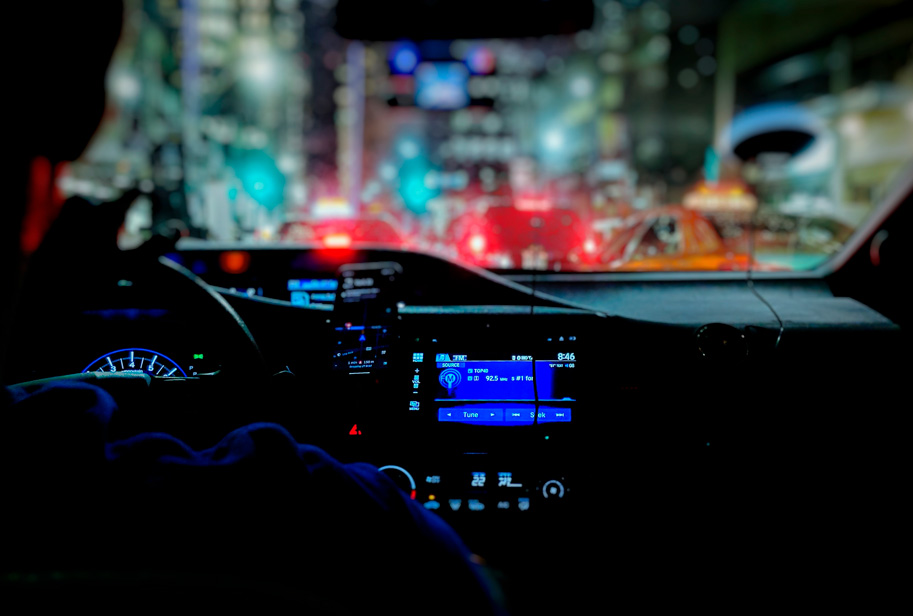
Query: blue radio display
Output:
[[429, 354, 577, 426]]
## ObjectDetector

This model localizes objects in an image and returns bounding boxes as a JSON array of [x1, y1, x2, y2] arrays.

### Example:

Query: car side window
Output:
[[631, 216, 681, 259]]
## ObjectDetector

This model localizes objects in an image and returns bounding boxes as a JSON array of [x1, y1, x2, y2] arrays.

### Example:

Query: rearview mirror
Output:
[[334, 0, 594, 41]]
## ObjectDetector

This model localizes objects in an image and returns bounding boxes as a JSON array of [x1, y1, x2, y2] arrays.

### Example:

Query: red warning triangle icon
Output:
[[348, 424, 362, 435]]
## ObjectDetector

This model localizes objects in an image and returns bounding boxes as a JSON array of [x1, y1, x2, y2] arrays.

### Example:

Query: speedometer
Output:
[[83, 348, 187, 377]]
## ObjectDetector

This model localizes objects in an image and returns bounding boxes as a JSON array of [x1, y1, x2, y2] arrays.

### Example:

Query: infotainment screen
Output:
[[428, 352, 577, 425], [330, 262, 401, 372]]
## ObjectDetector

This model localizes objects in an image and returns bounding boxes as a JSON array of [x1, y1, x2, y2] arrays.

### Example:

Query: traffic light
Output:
[[233, 150, 285, 210], [398, 157, 439, 214]]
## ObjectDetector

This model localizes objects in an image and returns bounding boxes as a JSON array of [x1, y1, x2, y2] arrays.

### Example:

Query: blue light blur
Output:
[[465, 45, 496, 75], [725, 102, 820, 154], [414, 62, 470, 110], [389, 41, 420, 74]]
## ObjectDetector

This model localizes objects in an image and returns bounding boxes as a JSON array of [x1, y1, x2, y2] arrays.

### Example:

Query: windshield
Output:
[[63, 0, 912, 273]]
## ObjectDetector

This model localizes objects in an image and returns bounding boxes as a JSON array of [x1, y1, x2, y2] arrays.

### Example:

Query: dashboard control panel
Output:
[[379, 459, 570, 516], [365, 319, 591, 518], [408, 349, 578, 427]]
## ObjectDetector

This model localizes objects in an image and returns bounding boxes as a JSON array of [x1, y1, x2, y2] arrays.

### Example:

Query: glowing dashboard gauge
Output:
[[82, 348, 187, 377], [377, 465, 417, 500]]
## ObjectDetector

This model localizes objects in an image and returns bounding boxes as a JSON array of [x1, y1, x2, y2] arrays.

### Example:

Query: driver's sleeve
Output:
[[2, 381, 119, 569], [107, 421, 508, 615], [2, 384, 506, 615]]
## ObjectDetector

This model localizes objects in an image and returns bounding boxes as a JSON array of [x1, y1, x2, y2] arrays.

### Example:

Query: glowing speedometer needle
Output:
[[82, 349, 187, 378]]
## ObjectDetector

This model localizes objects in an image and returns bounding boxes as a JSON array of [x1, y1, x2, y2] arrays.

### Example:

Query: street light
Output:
[[544, 129, 564, 151], [241, 54, 278, 87]]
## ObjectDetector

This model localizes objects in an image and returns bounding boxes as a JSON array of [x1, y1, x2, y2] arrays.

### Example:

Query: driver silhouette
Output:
[[2, 4, 505, 613]]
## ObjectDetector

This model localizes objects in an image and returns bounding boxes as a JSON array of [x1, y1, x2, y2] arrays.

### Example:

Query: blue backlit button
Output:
[[542, 479, 566, 499], [424, 500, 441, 510], [439, 368, 462, 390], [448, 499, 462, 512], [503, 405, 536, 423], [483, 408, 504, 422], [517, 498, 530, 511], [539, 407, 572, 423], [439, 407, 504, 424], [467, 499, 485, 512], [458, 408, 502, 423], [496, 500, 510, 510]]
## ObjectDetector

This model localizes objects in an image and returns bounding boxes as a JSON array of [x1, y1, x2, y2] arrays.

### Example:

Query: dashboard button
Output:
[[538, 407, 572, 423], [504, 409, 527, 422], [438, 407, 504, 424], [542, 480, 566, 499]]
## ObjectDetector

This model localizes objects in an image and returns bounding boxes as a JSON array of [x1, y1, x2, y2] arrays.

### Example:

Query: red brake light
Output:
[[324, 233, 352, 248], [515, 196, 551, 211], [468, 234, 487, 254]]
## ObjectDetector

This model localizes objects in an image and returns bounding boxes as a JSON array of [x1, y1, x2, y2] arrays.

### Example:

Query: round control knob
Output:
[[696, 323, 747, 362], [377, 465, 417, 500], [542, 479, 565, 499]]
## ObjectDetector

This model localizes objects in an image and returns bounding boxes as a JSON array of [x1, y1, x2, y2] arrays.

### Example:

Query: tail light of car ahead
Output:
[[468, 233, 487, 255], [323, 233, 353, 248]]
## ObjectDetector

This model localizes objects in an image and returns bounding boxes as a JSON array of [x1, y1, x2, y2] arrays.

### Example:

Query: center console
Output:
[[366, 310, 596, 520]]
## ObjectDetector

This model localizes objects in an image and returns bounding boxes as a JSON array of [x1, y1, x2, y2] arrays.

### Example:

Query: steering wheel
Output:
[[9, 249, 271, 449], [10, 194, 267, 385], [153, 254, 266, 378]]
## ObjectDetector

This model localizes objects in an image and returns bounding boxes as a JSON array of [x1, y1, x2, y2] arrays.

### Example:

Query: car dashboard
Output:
[[8, 242, 902, 609]]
